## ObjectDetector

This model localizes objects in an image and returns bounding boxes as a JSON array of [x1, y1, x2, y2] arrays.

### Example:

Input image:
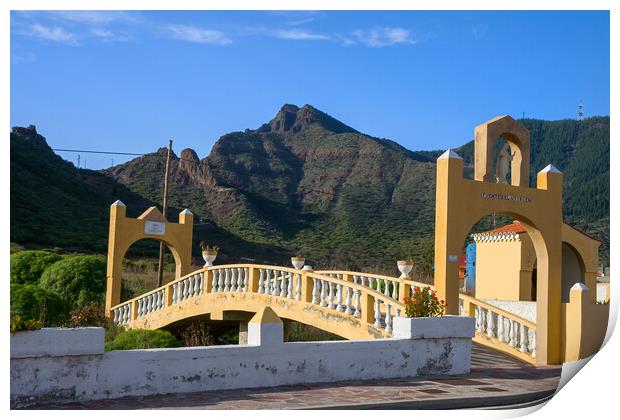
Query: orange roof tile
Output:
[[479, 221, 526, 235]]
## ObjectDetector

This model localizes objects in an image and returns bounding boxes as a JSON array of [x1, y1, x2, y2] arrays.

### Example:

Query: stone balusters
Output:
[[113, 303, 131, 325], [320, 280, 328, 307]]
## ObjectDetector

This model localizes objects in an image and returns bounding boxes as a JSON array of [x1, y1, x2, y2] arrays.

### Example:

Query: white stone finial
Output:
[[111, 200, 126, 207], [180, 209, 193, 215], [571, 282, 589, 291], [539, 164, 561, 174], [438, 148, 463, 160]]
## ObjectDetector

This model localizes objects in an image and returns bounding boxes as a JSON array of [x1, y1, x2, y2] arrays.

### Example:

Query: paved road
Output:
[[29, 344, 561, 410]]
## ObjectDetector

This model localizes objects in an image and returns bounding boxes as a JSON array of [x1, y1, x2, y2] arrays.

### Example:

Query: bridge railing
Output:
[[111, 265, 537, 362], [317, 269, 537, 364], [111, 264, 405, 336]]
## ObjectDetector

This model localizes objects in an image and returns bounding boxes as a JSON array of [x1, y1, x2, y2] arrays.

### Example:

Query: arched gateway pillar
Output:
[[105, 201, 194, 316], [433, 116, 564, 365]]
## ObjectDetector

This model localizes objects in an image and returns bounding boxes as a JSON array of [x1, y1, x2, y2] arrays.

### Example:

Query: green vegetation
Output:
[[105, 329, 181, 351], [10, 250, 62, 284], [39, 255, 107, 308], [10, 283, 69, 326], [10, 315, 43, 334], [284, 320, 343, 342]]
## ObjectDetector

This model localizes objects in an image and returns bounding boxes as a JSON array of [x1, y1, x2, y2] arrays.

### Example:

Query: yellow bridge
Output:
[[111, 264, 537, 364]]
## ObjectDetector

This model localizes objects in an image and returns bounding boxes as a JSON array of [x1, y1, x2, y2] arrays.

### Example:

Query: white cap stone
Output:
[[180, 209, 193, 215], [571, 282, 589, 291], [539, 164, 561, 174], [111, 200, 126, 207], [438, 148, 463, 160]]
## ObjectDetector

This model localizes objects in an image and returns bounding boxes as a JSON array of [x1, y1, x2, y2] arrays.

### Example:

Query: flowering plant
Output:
[[403, 286, 445, 317], [200, 242, 219, 254]]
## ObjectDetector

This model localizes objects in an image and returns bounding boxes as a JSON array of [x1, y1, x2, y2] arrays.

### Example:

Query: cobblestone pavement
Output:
[[30, 344, 561, 410]]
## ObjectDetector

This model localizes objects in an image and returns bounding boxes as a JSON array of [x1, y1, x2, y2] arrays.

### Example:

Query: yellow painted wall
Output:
[[562, 285, 609, 362], [475, 240, 525, 300]]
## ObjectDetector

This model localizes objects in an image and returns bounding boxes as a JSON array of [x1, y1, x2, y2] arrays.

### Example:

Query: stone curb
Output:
[[307, 389, 558, 410]]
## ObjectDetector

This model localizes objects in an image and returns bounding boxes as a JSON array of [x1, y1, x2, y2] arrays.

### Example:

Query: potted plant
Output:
[[291, 256, 305, 270], [393, 286, 474, 340], [397, 258, 414, 278], [200, 242, 219, 267]]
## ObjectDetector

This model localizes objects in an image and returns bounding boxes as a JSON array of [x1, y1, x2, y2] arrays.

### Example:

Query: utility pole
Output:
[[157, 139, 173, 287]]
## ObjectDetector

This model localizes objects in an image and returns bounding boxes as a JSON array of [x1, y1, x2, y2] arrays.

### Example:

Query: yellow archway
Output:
[[105, 201, 194, 316], [434, 116, 564, 365]]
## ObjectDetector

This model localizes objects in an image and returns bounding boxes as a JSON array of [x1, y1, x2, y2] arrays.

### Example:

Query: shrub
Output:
[[10, 283, 70, 326], [105, 329, 181, 351], [10, 250, 62, 284], [65, 301, 107, 328], [403, 286, 445, 318], [10, 315, 43, 333], [39, 255, 106, 308], [179, 321, 215, 347]]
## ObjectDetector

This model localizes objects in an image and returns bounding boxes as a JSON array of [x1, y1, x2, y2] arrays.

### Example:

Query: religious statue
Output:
[[495, 143, 514, 184]]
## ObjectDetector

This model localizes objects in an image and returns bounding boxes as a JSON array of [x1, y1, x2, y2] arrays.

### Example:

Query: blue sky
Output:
[[10, 10, 610, 169]]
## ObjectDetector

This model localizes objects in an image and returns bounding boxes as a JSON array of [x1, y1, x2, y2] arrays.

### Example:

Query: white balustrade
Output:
[[345, 287, 353, 315], [486, 309, 495, 338], [385, 303, 393, 333], [519, 324, 528, 352], [336, 284, 344, 312], [328, 282, 335, 310], [280, 270, 287, 297], [320, 280, 327, 307], [374, 298, 382, 328], [272, 269, 280, 296], [312, 278, 319, 304], [295, 273, 301, 300], [353, 289, 361, 318], [287, 272, 294, 299], [258, 269, 265, 293]]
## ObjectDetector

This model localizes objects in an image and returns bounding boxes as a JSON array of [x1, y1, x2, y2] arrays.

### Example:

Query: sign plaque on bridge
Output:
[[145, 221, 166, 236]]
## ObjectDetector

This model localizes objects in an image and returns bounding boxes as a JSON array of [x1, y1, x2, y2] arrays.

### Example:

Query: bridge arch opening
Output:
[[461, 212, 547, 306], [121, 238, 179, 300]]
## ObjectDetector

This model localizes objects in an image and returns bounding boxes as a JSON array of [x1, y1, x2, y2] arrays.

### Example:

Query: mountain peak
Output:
[[11, 125, 50, 149], [258, 104, 357, 135]]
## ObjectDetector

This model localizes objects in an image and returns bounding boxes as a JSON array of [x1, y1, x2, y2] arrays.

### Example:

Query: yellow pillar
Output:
[[533, 165, 564, 365], [105, 200, 127, 315], [434, 149, 465, 315]]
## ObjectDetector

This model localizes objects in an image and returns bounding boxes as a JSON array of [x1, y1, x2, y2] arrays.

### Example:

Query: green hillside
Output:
[[10, 108, 610, 273]]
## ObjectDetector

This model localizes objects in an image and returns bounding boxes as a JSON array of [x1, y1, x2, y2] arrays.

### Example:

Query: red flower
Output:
[[414, 287, 420, 293], [403, 297, 409, 303], [440, 300, 445, 305]]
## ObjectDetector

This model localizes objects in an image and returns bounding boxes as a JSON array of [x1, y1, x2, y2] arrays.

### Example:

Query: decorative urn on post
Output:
[[397, 259, 414, 278], [291, 256, 305, 270], [201, 242, 219, 267]]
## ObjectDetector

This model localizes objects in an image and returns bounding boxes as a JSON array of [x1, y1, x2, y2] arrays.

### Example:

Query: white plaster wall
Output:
[[11, 322, 474, 407], [596, 282, 609, 302], [483, 300, 537, 323]]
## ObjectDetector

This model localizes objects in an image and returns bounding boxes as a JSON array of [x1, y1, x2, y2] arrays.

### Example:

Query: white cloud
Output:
[[17, 23, 79, 45], [351, 27, 418, 48], [90, 28, 130, 42], [166, 24, 232, 45], [52, 10, 136, 25], [472, 24, 488, 40], [272, 29, 329, 41]]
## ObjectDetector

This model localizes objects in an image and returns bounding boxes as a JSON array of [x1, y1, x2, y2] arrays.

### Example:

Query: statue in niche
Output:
[[495, 143, 514, 184]]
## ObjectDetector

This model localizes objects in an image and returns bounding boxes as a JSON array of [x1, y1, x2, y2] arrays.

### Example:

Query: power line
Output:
[[52, 148, 145, 156], [35, 145, 212, 168]]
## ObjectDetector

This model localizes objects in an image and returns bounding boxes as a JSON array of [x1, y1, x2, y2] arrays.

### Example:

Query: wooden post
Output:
[[157, 139, 173, 287]]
